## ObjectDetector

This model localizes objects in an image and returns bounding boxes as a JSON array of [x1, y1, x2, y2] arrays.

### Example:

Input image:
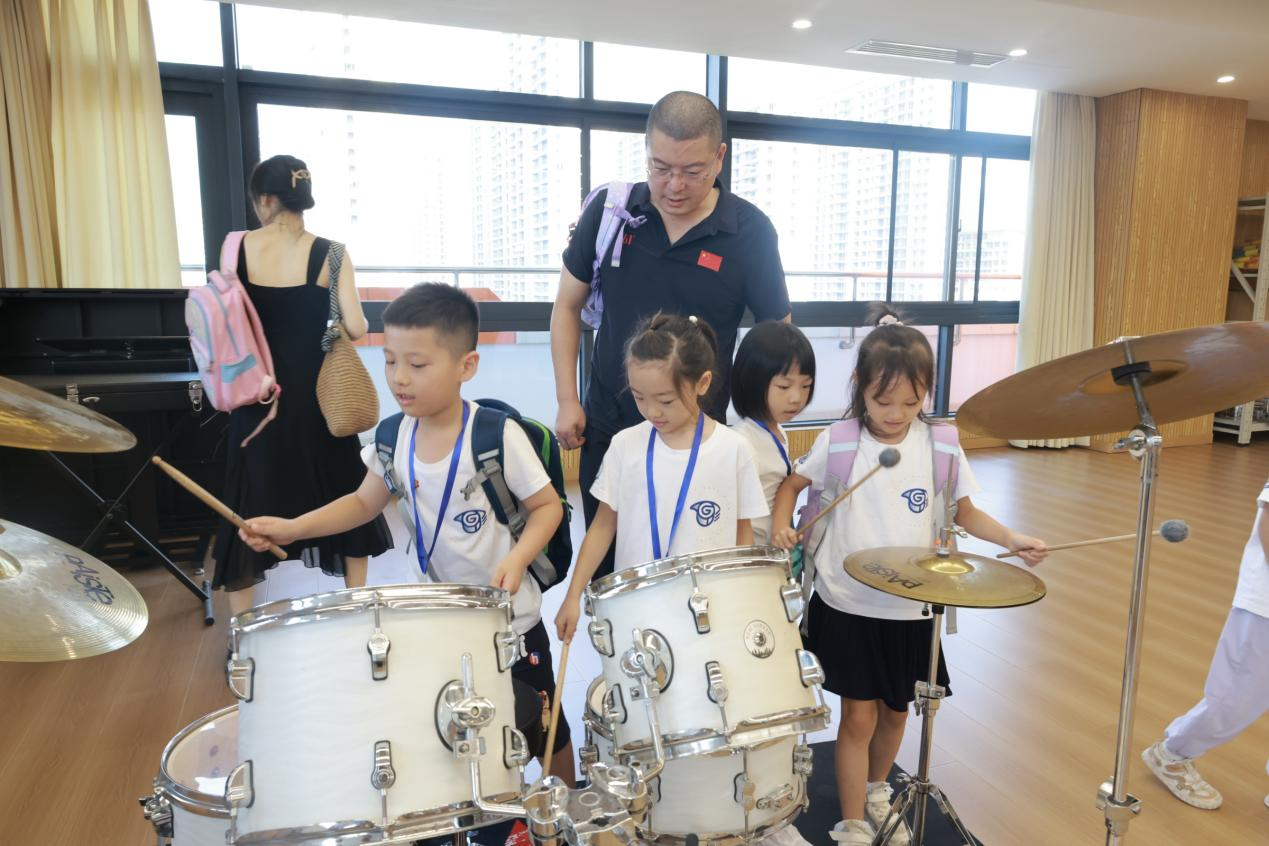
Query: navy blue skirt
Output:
[[803, 592, 952, 712]]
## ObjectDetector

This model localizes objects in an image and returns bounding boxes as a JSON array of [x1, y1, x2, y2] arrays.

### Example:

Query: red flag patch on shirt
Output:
[[697, 250, 723, 272]]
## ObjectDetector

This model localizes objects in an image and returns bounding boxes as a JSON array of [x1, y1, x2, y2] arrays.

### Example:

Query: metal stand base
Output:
[[43, 411, 214, 624], [873, 604, 978, 846]]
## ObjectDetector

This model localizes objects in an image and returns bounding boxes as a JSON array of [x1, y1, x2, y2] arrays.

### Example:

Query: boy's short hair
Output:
[[382, 282, 479, 353]]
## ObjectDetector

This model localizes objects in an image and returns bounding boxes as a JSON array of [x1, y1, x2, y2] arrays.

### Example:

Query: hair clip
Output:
[[689, 315, 699, 325], [877, 314, 903, 327], [291, 168, 311, 188]]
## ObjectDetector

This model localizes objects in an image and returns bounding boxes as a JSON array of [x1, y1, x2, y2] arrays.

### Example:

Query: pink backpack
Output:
[[185, 231, 280, 446]]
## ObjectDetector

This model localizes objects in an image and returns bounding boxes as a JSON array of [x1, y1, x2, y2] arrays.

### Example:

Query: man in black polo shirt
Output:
[[550, 90, 790, 581]]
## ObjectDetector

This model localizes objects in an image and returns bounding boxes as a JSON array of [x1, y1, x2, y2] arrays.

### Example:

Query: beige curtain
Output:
[[0, 0, 60, 288], [1012, 92, 1097, 449], [47, 0, 179, 288]]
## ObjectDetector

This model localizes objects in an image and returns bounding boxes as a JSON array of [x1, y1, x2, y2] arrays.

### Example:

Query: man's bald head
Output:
[[646, 91, 723, 149]]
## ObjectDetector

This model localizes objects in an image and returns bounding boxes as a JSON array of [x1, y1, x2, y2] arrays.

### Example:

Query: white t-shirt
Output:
[[793, 419, 980, 621], [592, 420, 769, 571], [733, 417, 793, 545], [1233, 480, 1269, 619], [361, 401, 552, 635]]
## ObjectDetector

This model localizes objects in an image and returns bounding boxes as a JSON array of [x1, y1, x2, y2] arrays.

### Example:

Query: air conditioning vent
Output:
[[847, 40, 1010, 68]]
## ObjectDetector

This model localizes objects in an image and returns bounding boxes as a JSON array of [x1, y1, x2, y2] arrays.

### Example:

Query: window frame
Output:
[[159, 6, 1030, 419]]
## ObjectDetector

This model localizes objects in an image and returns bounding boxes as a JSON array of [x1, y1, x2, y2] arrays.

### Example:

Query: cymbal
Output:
[[0, 519, 148, 662], [0, 374, 137, 453], [843, 546, 1047, 609], [957, 322, 1269, 440]]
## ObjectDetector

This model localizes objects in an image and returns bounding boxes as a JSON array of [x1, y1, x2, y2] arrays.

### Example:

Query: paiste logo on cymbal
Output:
[[63, 553, 115, 604], [863, 561, 924, 591]]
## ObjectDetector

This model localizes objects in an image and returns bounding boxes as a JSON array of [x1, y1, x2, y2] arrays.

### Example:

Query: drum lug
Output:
[[494, 630, 521, 672], [586, 618, 614, 657], [796, 649, 826, 688], [733, 772, 756, 811], [372, 739, 396, 828], [226, 656, 255, 702], [367, 631, 391, 681], [780, 581, 805, 622], [139, 788, 172, 837], [436, 653, 494, 759], [688, 565, 711, 633], [505, 725, 531, 769], [603, 682, 628, 726], [793, 742, 814, 778], [705, 660, 729, 705], [224, 760, 254, 843]]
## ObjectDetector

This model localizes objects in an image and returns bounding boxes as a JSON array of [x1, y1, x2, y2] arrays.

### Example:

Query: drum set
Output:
[[4, 321, 1269, 846]]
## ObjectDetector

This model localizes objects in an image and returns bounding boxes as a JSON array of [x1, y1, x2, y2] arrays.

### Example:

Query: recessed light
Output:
[[791, 19, 813, 30], [1008, 48, 1028, 58], [1217, 75, 1235, 84]]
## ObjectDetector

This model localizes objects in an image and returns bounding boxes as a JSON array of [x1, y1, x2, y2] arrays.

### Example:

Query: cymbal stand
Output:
[[873, 602, 978, 846], [1096, 340, 1163, 844]]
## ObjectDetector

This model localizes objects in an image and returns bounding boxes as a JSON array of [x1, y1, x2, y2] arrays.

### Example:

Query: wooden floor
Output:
[[2, 441, 1268, 844]]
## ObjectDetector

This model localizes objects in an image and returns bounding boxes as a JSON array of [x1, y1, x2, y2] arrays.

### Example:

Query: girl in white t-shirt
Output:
[[770, 304, 1048, 846], [555, 312, 768, 644], [731, 321, 816, 545]]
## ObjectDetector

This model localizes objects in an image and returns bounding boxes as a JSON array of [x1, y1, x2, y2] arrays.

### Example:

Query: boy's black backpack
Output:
[[374, 398, 573, 591]]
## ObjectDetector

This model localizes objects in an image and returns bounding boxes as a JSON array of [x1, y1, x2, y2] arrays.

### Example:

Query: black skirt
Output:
[[803, 592, 952, 712]]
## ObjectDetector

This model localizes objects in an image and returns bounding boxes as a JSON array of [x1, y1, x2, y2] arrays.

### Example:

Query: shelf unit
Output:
[[1214, 195, 1269, 444]]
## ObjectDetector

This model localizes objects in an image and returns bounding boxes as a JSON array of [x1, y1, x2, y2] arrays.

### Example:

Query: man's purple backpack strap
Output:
[[576, 181, 647, 330]]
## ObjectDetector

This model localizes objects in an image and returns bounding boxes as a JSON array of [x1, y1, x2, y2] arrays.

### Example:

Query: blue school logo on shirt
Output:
[[454, 509, 487, 534], [901, 488, 929, 513], [690, 500, 721, 527]]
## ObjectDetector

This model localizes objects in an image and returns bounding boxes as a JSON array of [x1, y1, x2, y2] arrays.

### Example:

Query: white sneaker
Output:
[[829, 819, 875, 845], [1141, 740, 1223, 810], [754, 824, 813, 846], [866, 781, 911, 845]]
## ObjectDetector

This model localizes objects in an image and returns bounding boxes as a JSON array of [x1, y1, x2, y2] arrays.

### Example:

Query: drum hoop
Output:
[[231, 584, 512, 635], [586, 545, 790, 602], [156, 704, 237, 817]]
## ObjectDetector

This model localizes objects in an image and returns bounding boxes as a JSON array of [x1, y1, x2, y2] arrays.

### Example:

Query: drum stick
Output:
[[996, 519, 1188, 559], [796, 447, 901, 540], [151, 456, 288, 560], [542, 639, 571, 776]]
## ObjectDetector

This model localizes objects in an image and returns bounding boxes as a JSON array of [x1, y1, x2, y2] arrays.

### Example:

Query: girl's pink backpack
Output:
[[185, 231, 280, 446]]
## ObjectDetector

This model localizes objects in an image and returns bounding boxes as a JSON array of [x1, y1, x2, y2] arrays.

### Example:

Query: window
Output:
[[731, 139, 892, 301], [948, 324, 1019, 411], [257, 105, 579, 300], [150, 0, 222, 66], [164, 114, 206, 286], [967, 84, 1037, 136], [891, 152, 952, 301], [592, 43, 705, 103], [728, 58, 953, 129], [956, 158, 1030, 301], [237, 7, 579, 96], [590, 130, 647, 186]]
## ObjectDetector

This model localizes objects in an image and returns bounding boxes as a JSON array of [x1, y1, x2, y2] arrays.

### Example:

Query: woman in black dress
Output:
[[212, 155, 391, 614]]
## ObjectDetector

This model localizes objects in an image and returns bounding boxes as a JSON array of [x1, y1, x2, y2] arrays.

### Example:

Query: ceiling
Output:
[[229, 0, 1269, 119]]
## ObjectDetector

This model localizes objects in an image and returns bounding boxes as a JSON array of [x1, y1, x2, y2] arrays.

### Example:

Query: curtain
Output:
[[1011, 92, 1097, 449], [47, 0, 179, 288], [0, 0, 60, 288]]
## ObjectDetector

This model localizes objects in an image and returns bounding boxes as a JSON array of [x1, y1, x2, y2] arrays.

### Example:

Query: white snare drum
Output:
[[142, 706, 235, 846], [584, 547, 828, 759], [582, 678, 811, 844], [226, 584, 530, 844]]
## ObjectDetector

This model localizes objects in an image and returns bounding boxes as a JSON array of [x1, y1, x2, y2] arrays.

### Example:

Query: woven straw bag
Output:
[[316, 242, 379, 437]]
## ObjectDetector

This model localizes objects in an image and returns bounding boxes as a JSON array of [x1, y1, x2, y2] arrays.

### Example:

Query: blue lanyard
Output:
[[407, 402, 470, 576], [754, 419, 791, 476], [646, 413, 705, 559]]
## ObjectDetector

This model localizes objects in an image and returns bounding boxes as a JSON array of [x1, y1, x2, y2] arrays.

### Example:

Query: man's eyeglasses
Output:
[[647, 163, 712, 184]]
